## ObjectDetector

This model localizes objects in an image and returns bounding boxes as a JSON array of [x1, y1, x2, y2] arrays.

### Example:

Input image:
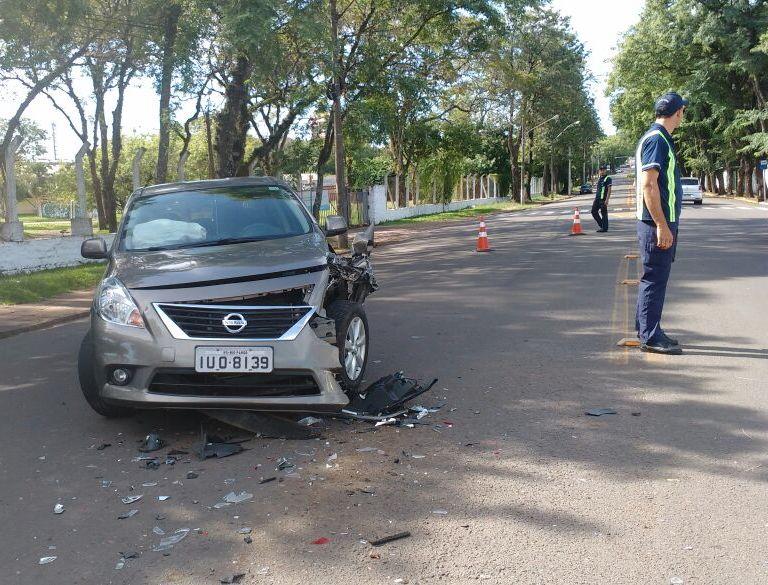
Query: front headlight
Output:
[[97, 276, 145, 328]]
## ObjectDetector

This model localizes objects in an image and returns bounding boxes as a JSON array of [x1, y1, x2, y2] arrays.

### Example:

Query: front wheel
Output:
[[694, 200, 703, 205], [326, 301, 369, 393]]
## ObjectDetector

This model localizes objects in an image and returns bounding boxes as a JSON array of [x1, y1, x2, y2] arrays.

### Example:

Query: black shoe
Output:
[[595, 229, 607, 232], [641, 340, 683, 355], [660, 332, 679, 346]]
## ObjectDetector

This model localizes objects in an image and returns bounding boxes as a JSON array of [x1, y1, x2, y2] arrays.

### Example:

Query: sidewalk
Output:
[[0, 289, 92, 339]]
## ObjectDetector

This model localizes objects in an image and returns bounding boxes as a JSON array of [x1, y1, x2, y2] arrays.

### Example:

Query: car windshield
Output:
[[120, 185, 313, 252], [681, 178, 699, 186]]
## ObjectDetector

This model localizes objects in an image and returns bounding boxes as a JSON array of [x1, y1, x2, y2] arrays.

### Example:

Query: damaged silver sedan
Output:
[[77, 177, 377, 417]]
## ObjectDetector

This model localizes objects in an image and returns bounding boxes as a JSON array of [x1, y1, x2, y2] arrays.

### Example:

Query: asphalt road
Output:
[[2, 176, 767, 584]]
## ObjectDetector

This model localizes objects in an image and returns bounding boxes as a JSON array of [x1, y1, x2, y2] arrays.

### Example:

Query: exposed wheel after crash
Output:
[[77, 177, 377, 417]]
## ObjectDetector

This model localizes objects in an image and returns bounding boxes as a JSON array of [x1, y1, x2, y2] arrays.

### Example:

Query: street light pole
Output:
[[520, 114, 560, 205]]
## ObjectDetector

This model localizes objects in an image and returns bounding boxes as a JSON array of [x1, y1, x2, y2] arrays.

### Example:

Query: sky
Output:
[[551, 0, 644, 134], [1, 0, 644, 161]]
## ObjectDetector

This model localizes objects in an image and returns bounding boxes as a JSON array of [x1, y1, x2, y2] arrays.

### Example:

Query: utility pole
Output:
[[519, 119, 526, 205], [51, 122, 58, 162]]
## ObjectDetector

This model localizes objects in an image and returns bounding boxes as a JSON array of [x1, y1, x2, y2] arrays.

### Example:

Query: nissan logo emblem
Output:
[[222, 313, 247, 334]]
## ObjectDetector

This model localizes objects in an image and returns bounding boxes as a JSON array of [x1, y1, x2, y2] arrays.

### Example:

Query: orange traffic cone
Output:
[[570, 208, 584, 236], [476, 216, 490, 251]]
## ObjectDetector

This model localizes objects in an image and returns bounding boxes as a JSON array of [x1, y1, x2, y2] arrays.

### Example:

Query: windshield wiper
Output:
[[139, 237, 270, 252]]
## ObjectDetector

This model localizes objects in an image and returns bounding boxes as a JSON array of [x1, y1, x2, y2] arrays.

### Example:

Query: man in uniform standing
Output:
[[591, 165, 612, 232], [635, 92, 687, 355]]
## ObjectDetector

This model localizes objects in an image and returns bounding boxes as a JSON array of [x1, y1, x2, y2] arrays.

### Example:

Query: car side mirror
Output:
[[324, 215, 348, 237], [81, 237, 108, 259]]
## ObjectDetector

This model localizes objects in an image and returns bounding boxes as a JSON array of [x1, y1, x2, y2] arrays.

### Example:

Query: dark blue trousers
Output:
[[591, 199, 608, 231], [635, 220, 678, 343]]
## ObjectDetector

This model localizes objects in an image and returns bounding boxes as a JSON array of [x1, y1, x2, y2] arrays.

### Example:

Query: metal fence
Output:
[[385, 174, 500, 209], [298, 188, 369, 228]]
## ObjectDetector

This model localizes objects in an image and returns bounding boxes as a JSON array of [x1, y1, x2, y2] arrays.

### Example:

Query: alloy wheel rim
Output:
[[343, 316, 366, 380]]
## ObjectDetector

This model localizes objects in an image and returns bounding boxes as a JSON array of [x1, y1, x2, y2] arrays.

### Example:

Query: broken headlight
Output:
[[97, 276, 145, 328]]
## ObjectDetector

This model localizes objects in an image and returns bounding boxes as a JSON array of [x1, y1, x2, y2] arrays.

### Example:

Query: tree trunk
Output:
[[715, 170, 726, 195], [745, 160, 755, 197], [737, 159, 746, 194], [155, 3, 181, 183], [204, 110, 215, 179], [705, 173, 714, 193], [329, 0, 349, 244], [215, 56, 252, 178], [312, 118, 334, 220]]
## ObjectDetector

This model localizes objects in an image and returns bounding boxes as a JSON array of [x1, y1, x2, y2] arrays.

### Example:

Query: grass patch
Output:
[[0, 263, 105, 305], [379, 194, 574, 226], [20, 214, 111, 238]]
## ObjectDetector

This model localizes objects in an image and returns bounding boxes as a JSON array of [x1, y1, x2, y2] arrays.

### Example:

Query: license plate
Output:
[[195, 347, 273, 373]]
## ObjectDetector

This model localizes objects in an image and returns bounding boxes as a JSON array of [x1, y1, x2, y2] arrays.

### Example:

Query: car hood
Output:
[[113, 232, 329, 290]]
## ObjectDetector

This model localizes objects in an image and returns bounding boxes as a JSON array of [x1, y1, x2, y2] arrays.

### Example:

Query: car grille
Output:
[[148, 369, 320, 397], [155, 303, 313, 339]]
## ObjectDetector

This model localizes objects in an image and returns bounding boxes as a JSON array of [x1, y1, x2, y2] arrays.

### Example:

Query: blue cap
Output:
[[655, 92, 689, 117]]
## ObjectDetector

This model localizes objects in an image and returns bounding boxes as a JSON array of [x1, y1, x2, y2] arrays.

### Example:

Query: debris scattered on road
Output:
[[670, 578, 684, 585], [431, 509, 448, 515], [344, 372, 438, 419], [259, 476, 277, 484], [101, 480, 112, 488], [585, 408, 618, 416], [369, 531, 411, 546], [138, 433, 164, 453], [121, 495, 143, 504], [311, 537, 330, 545], [203, 410, 320, 440], [631, 412, 641, 416], [244, 535, 253, 544], [237, 527, 252, 534], [186, 471, 199, 479], [152, 528, 190, 552], [197, 435, 245, 460], [38, 556, 57, 565], [53, 503, 64, 514], [153, 526, 165, 535], [118, 509, 139, 519], [220, 573, 246, 584], [298, 416, 322, 426], [276, 457, 294, 471], [142, 481, 158, 487], [96, 443, 111, 450], [158, 495, 170, 501], [223, 491, 253, 504]]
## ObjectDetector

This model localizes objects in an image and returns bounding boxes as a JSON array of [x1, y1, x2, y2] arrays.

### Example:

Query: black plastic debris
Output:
[[220, 573, 246, 584], [96, 443, 111, 450], [186, 471, 199, 480], [259, 477, 277, 485], [202, 410, 320, 440], [369, 531, 411, 547], [145, 460, 160, 470], [198, 439, 244, 460], [585, 408, 618, 416], [138, 433, 164, 453], [344, 372, 438, 418]]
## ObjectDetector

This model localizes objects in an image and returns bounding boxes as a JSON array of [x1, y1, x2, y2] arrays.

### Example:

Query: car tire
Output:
[[694, 200, 703, 205], [78, 331, 133, 418], [326, 300, 369, 393]]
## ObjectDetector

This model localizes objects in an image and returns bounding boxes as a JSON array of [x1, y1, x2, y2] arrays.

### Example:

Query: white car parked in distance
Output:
[[681, 177, 703, 205]]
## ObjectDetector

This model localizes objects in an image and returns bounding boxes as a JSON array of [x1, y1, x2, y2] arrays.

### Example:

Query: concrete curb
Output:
[[0, 310, 89, 340]]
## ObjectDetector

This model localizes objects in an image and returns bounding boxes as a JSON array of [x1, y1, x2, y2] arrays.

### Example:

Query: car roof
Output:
[[135, 176, 292, 198]]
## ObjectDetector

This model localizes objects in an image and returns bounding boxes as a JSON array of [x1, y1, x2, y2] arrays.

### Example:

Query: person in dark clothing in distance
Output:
[[591, 165, 612, 232]]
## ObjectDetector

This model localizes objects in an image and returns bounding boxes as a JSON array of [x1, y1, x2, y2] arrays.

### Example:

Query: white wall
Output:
[[0, 234, 114, 275], [368, 183, 507, 224]]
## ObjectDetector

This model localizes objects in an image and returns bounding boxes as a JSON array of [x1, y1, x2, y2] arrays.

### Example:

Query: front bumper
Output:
[[90, 274, 349, 412]]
